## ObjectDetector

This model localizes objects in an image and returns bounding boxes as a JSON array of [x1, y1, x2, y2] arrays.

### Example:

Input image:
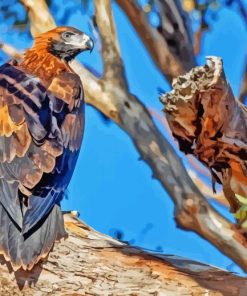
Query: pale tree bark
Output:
[[0, 41, 23, 60], [1, 214, 247, 296], [14, 0, 247, 274]]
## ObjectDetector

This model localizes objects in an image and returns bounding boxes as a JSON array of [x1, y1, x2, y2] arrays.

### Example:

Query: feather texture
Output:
[[0, 26, 91, 270]]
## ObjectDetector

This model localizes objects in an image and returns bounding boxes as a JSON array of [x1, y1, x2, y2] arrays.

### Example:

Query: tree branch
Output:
[[115, 0, 195, 82], [1, 214, 247, 295], [0, 41, 23, 60], [19, 0, 56, 37], [94, 0, 125, 84], [18, 0, 247, 272], [161, 56, 247, 211]]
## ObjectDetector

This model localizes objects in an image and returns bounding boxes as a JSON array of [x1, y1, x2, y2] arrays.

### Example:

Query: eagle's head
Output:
[[34, 26, 94, 62]]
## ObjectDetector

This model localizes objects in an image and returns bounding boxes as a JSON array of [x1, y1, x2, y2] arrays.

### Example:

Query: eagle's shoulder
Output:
[[48, 71, 83, 110]]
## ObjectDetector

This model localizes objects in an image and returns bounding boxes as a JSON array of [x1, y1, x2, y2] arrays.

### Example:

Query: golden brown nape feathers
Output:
[[20, 26, 94, 82]]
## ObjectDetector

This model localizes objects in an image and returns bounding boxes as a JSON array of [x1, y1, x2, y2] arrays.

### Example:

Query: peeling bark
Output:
[[161, 56, 247, 212], [0, 214, 246, 296]]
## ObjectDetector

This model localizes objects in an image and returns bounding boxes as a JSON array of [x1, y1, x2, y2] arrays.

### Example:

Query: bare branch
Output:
[[19, 0, 247, 272], [20, 0, 56, 37], [236, 0, 247, 27], [115, 0, 195, 82], [94, 0, 126, 84], [0, 42, 23, 60], [1, 214, 247, 295]]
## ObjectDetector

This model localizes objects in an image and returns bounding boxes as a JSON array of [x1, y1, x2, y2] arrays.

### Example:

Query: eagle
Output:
[[0, 26, 93, 270]]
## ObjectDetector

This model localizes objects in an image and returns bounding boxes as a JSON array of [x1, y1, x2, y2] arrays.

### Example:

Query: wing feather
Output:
[[0, 60, 84, 233]]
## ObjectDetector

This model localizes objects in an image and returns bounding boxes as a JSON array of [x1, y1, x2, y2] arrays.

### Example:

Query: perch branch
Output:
[[19, 0, 247, 272], [1, 214, 247, 295]]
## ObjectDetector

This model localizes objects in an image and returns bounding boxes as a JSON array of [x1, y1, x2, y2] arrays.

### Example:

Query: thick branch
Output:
[[1, 214, 246, 295], [19, 0, 247, 272], [115, 0, 195, 82], [19, 0, 56, 37], [94, 0, 125, 83]]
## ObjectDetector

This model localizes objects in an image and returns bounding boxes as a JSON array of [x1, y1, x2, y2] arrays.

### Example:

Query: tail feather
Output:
[[0, 203, 67, 270]]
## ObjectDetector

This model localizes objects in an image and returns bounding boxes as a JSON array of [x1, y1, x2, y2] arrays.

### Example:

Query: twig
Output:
[[188, 169, 228, 207], [0, 42, 23, 60]]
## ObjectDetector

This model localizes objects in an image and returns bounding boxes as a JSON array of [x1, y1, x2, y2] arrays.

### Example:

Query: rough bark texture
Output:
[[0, 214, 247, 296], [16, 0, 247, 273], [161, 57, 247, 212]]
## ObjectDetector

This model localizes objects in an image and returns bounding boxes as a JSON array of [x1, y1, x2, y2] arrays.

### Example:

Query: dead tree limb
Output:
[[161, 56, 247, 213], [149, 108, 227, 207], [1, 214, 247, 296], [17, 0, 247, 272]]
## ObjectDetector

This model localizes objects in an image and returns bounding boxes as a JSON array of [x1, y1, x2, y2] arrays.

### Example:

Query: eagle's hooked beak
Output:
[[63, 33, 94, 53]]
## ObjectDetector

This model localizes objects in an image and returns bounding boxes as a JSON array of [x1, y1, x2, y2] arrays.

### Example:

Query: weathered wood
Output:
[[0, 214, 246, 296], [161, 56, 247, 212]]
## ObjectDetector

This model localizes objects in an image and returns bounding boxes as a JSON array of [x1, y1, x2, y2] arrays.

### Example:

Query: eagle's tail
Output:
[[0, 203, 67, 271]]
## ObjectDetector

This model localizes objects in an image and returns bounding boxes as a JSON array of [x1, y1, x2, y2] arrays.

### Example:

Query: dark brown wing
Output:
[[0, 60, 84, 234]]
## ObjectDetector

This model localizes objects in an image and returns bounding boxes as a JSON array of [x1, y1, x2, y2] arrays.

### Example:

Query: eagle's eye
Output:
[[62, 31, 76, 40]]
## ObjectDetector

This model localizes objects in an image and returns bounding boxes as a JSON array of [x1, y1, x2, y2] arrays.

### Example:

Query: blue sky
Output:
[[0, 0, 246, 276]]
